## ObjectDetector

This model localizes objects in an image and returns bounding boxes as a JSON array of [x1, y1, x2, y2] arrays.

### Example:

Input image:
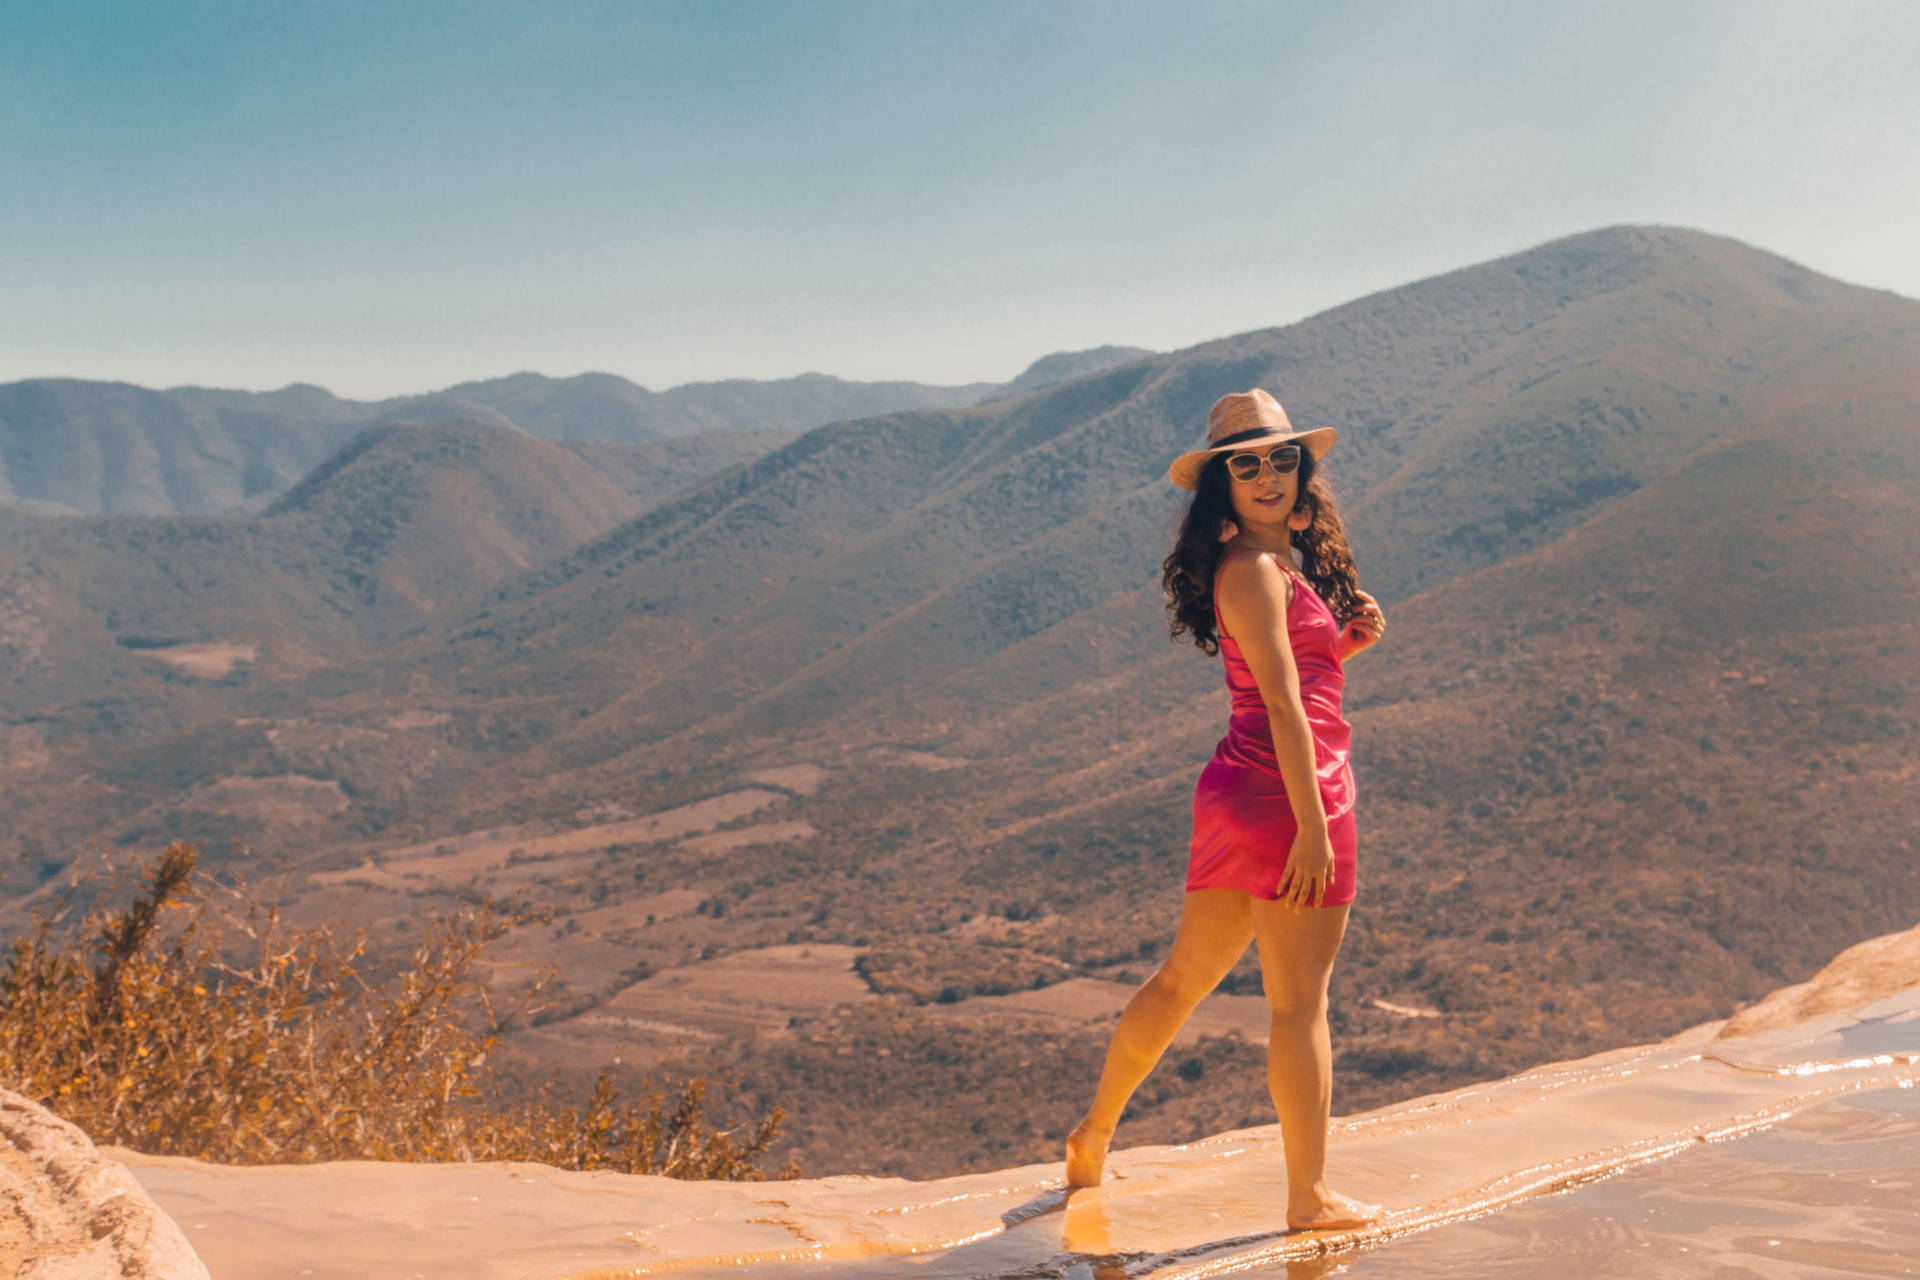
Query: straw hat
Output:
[[1167, 389, 1337, 490]]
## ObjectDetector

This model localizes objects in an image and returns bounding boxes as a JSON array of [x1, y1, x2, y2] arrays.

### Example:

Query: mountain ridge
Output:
[[0, 347, 1154, 515]]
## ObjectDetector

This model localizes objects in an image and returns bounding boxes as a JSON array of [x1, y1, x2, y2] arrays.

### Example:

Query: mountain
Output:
[[0, 348, 1153, 515], [559, 427, 801, 510], [0, 380, 369, 516], [0, 416, 813, 757], [259, 419, 650, 639], [1004, 344, 1155, 394], [377, 226, 1905, 754], [3, 225, 1915, 1179]]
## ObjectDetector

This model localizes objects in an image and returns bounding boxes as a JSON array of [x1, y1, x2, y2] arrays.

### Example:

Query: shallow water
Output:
[[1327, 1083, 1920, 1280]]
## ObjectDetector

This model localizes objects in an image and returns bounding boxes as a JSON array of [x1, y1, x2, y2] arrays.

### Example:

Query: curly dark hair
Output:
[[1161, 447, 1362, 655]]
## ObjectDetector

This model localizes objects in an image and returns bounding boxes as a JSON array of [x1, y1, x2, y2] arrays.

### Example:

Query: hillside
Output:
[[560, 427, 801, 510], [0, 380, 369, 516], [3, 224, 1915, 1177], [0, 418, 803, 681], [261, 419, 649, 640], [0, 348, 1150, 514], [1003, 344, 1155, 394], [362, 227, 1902, 760], [1, 420, 652, 698], [0, 417, 800, 875]]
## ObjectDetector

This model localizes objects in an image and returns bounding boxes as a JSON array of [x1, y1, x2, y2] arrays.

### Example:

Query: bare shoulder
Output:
[[1216, 547, 1297, 607], [1215, 547, 1296, 635]]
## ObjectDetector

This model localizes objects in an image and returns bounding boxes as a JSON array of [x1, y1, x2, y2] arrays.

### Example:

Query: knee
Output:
[[1264, 985, 1328, 1025], [1150, 962, 1217, 1008]]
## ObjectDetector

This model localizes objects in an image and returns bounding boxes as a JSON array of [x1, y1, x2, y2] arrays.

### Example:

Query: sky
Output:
[[4, 0, 1918, 400]]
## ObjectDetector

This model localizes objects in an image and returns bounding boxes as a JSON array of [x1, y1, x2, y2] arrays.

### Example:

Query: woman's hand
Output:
[[1336, 591, 1386, 662], [1275, 824, 1337, 909]]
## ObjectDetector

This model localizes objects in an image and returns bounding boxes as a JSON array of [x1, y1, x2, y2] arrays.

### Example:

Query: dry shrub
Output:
[[0, 842, 796, 1179], [856, 935, 1071, 1004]]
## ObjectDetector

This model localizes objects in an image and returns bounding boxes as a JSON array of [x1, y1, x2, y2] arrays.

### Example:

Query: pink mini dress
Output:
[[1187, 546, 1358, 905]]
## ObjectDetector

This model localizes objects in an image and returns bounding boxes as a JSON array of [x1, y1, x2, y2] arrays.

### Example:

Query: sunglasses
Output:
[[1224, 443, 1302, 483]]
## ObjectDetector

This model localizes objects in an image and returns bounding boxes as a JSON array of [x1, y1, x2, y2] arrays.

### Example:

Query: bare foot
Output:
[[1064, 1122, 1113, 1188], [1286, 1188, 1383, 1232]]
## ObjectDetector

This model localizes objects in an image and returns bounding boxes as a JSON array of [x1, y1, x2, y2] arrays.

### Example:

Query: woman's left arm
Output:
[[1336, 590, 1387, 664]]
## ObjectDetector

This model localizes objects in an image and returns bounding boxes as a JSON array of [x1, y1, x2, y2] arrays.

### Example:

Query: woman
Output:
[[1064, 389, 1386, 1234]]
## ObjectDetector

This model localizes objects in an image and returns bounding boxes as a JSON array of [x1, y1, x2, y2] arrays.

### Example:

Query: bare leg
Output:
[[1247, 897, 1382, 1231], [1066, 889, 1254, 1187]]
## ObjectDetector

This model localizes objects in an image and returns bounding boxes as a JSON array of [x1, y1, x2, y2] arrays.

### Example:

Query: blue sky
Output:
[[5, 0, 1917, 398]]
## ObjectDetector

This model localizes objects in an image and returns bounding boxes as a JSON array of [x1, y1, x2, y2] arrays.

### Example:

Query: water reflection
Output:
[[1058, 1192, 1346, 1279], [1327, 1084, 1920, 1279]]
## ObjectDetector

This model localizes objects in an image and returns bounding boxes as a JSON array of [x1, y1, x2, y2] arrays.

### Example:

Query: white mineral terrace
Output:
[[63, 922, 1920, 1278]]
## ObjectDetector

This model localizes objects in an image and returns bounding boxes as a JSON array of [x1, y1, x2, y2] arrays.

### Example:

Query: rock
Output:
[[0, 1091, 208, 1279], [1714, 920, 1920, 1040]]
